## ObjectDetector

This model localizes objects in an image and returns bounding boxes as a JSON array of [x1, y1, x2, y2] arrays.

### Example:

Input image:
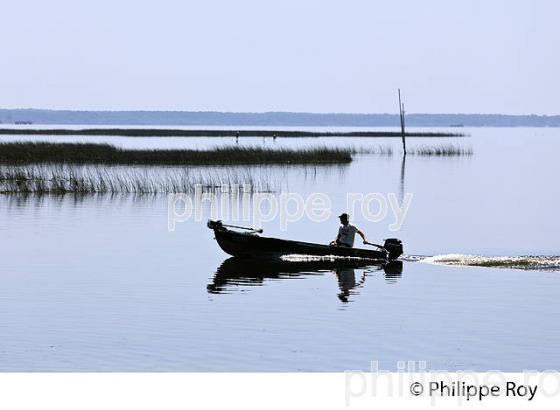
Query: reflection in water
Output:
[[0, 192, 164, 210], [335, 261, 403, 302], [208, 258, 404, 302], [334, 267, 365, 303], [384, 260, 403, 283], [399, 154, 406, 203]]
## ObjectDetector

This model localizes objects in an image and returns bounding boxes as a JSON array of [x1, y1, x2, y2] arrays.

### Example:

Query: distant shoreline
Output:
[[0, 128, 462, 137], [1, 109, 559, 127]]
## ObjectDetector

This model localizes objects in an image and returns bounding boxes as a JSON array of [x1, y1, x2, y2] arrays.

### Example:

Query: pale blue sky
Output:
[[2, 0, 558, 114]]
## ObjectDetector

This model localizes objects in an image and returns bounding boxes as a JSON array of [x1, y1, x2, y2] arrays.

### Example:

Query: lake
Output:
[[0, 126, 559, 371]]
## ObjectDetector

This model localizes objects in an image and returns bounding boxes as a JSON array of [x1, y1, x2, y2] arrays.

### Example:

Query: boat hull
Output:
[[211, 226, 389, 260]]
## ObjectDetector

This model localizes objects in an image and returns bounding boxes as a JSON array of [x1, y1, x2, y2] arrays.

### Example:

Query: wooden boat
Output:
[[207, 220, 403, 261]]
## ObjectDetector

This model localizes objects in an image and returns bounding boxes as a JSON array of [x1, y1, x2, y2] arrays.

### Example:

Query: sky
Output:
[[1, 0, 558, 114]]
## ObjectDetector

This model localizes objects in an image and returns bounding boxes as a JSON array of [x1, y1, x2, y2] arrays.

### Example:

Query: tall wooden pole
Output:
[[398, 89, 406, 156]]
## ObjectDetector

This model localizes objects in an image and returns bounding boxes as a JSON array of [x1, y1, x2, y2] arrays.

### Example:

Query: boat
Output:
[[207, 220, 403, 261]]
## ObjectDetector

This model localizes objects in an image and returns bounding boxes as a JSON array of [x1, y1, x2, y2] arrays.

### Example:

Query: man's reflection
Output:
[[334, 268, 366, 303]]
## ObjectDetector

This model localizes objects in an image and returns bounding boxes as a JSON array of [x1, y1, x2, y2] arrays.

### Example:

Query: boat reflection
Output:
[[208, 258, 403, 302]]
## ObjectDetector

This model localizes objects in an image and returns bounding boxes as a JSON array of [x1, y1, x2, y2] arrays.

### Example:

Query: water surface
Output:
[[1, 127, 559, 371]]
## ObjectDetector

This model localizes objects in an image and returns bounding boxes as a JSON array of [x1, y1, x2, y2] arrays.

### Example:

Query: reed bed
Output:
[[0, 142, 354, 165], [0, 142, 353, 165], [0, 165, 274, 194], [407, 144, 473, 156], [355, 144, 471, 156], [365, 145, 394, 156]]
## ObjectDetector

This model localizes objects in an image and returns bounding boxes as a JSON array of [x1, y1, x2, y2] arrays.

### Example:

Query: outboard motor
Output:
[[383, 238, 403, 260]]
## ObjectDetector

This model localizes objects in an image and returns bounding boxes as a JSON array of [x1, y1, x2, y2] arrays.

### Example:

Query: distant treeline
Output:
[[0, 109, 559, 127], [0, 128, 460, 137]]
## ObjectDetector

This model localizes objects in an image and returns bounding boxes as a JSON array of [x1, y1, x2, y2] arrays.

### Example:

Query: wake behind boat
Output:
[[207, 220, 403, 261]]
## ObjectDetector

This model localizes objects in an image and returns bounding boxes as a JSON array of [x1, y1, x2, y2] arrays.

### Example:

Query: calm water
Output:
[[1, 127, 559, 371]]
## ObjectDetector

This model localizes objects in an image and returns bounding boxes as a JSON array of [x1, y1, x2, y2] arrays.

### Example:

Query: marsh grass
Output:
[[408, 144, 473, 156], [0, 165, 274, 194], [355, 144, 471, 156], [367, 145, 394, 156], [0, 142, 353, 165]]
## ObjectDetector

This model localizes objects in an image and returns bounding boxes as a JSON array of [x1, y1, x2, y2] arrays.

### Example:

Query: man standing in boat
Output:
[[330, 213, 368, 247]]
